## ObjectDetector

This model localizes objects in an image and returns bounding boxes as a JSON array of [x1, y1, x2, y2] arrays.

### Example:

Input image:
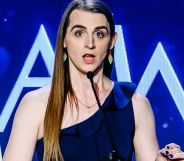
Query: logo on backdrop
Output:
[[0, 25, 184, 159]]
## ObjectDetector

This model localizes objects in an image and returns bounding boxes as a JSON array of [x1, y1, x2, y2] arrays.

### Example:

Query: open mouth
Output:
[[82, 54, 96, 64]]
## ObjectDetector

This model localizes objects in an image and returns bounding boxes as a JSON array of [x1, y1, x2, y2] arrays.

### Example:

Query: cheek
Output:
[[96, 41, 110, 54], [66, 39, 83, 56], [65, 32, 85, 46]]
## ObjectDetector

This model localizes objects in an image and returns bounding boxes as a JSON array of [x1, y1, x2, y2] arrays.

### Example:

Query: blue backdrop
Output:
[[0, 0, 184, 160]]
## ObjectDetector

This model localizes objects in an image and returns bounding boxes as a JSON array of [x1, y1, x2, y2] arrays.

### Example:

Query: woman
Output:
[[3, 0, 184, 161]]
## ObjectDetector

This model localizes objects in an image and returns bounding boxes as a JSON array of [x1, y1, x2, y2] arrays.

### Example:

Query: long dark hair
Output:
[[43, 0, 115, 160]]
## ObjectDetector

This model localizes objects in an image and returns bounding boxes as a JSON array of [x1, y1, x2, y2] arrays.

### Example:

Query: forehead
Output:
[[68, 9, 109, 28]]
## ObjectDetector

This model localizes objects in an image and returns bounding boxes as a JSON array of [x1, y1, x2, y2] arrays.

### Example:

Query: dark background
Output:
[[0, 0, 184, 160]]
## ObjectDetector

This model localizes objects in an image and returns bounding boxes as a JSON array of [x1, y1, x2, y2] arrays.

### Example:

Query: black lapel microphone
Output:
[[87, 71, 123, 161]]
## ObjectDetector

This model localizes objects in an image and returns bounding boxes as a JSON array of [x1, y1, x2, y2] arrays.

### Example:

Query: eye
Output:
[[75, 30, 84, 37], [96, 31, 105, 38]]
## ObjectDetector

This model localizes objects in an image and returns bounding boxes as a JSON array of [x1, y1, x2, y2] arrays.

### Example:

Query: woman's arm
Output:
[[132, 92, 159, 161], [132, 93, 184, 161], [3, 91, 44, 161]]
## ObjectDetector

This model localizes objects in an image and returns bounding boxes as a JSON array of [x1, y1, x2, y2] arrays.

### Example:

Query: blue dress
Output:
[[36, 82, 136, 161]]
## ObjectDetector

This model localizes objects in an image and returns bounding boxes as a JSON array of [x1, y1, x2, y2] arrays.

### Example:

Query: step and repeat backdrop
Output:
[[0, 0, 184, 160]]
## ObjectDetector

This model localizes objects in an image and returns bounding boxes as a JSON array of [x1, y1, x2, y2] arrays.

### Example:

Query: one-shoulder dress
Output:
[[36, 82, 136, 161]]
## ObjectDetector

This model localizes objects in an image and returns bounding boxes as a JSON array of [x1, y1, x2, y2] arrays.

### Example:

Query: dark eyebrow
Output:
[[71, 25, 86, 31], [95, 26, 109, 33], [70, 25, 109, 33]]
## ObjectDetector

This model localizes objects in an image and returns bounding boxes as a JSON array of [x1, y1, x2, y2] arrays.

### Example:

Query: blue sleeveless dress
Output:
[[36, 82, 136, 161]]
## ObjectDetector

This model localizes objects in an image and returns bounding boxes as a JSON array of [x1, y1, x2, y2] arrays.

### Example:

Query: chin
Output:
[[82, 67, 103, 76], [76, 66, 95, 75], [74, 62, 103, 75]]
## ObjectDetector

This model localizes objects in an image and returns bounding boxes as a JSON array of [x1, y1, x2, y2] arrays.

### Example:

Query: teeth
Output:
[[83, 54, 95, 57]]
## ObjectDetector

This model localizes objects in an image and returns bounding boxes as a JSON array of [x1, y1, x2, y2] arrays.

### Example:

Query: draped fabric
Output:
[[36, 82, 136, 161]]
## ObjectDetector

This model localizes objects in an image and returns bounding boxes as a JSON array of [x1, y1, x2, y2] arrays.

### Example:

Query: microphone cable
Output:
[[87, 72, 123, 161]]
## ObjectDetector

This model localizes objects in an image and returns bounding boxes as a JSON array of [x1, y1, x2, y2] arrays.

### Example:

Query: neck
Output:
[[69, 64, 109, 95], [72, 71, 105, 92], [66, 61, 113, 112]]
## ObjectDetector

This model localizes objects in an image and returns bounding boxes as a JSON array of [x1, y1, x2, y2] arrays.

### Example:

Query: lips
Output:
[[82, 53, 96, 64]]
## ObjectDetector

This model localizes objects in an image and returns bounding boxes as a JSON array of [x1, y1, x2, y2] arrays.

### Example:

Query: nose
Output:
[[85, 35, 96, 49]]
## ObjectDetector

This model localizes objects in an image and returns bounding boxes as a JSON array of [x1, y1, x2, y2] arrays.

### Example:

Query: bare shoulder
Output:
[[3, 84, 51, 161], [14, 83, 51, 136], [22, 83, 51, 103], [131, 92, 154, 127], [16, 84, 51, 118], [132, 93, 159, 160], [132, 92, 150, 107], [132, 92, 152, 112]]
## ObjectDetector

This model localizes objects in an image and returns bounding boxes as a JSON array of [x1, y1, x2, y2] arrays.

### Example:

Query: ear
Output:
[[109, 32, 118, 50], [63, 38, 67, 48]]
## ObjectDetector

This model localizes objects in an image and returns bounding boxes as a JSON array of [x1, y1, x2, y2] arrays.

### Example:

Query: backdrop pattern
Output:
[[0, 0, 184, 160]]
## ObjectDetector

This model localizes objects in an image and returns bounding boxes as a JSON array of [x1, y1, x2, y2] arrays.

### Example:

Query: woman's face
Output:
[[64, 9, 117, 74]]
